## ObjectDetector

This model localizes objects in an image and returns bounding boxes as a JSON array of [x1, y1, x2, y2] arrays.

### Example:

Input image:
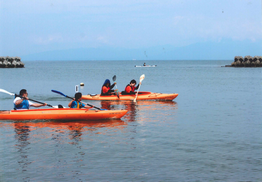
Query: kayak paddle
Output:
[[134, 74, 145, 102], [0, 88, 63, 108], [112, 75, 120, 98], [51, 89, 104, 110]]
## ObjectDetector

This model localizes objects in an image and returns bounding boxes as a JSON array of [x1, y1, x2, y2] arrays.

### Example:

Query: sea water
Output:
[[0, 60, 261, 181]]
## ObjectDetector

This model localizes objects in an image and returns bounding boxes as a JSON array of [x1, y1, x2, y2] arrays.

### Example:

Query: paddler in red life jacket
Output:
[[68, 92, 94, 109], [122, 79, 140, 95], [101, 79, 116, 96], [14, 89, 47, 110]]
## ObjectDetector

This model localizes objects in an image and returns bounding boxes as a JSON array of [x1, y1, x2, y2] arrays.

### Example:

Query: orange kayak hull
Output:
[[0, 108, 128, 121], [82, 92, 178, 101]]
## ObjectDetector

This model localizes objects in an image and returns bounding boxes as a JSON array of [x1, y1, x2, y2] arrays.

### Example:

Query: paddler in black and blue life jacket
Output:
[[68, 92, 93, 109], [14, 89, 47, 110]]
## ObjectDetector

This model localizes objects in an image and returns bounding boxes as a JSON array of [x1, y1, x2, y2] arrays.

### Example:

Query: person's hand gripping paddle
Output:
[[134, 74, 145, 102], [112, 75, 120, 98]]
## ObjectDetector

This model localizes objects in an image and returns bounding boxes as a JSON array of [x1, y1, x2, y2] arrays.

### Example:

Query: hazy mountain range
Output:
[[22, 40, 262, 61]]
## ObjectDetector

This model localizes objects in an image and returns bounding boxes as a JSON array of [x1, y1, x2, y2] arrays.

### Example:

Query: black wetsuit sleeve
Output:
[[135, 84, 140, 90], [110, 83, 115, 89]]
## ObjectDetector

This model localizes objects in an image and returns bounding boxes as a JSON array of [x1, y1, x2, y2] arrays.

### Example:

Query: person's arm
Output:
[[68, 99, 75, 107], [110, 83, 116, 89], [135, 83, 140, 90], [15, 97, 47, 107], [14, 97, 24, 106], [28, 99, 47, 107], [79, 102, 93, 109], [84, 104, 94, 109], [31, 103, 47, 107]]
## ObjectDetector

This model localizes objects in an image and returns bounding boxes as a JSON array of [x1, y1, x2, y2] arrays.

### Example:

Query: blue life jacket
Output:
[[14, 99, 29, 110], [70, 101, 85, 108]]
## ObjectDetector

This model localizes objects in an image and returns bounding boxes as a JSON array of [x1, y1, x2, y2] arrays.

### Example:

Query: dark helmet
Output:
[[103, 79, 111, 86], [19, 89, 27, 96], [75, 92, 82, 101], [130, 79, 136, 84]]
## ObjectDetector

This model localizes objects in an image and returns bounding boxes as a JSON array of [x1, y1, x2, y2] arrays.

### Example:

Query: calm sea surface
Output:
[[0, 60, 261, 181]]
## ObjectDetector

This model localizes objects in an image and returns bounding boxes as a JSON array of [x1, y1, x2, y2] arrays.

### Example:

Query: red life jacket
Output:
[[101, 86, 110, 94], [125, 84, 136, 93]]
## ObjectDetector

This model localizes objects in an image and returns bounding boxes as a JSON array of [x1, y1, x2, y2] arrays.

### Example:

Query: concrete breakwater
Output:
[[0, 56, 25, 68], [227, 56, 262, 67]]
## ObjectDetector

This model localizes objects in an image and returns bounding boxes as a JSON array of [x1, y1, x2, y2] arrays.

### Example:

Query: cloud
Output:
[[97, 36, 108, 44], [0, 0, 261, 56], [30, 34, 64, 45]]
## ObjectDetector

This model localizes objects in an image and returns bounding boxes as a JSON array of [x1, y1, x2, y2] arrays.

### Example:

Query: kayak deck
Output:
[[135, 65, 157, 67], [82, 92, 178, 101], [0, 108, 128, 121]]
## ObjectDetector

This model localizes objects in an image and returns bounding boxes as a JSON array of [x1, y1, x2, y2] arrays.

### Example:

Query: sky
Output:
[[0, 0, 261, 60]]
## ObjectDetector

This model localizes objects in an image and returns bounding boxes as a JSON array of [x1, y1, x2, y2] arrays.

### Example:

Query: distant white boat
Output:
[[135, 65, 157, 67]]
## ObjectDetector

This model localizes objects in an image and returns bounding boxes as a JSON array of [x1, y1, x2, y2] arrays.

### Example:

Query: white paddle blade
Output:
[[140, 74, 145, 82], [0, 89, 15, 96]]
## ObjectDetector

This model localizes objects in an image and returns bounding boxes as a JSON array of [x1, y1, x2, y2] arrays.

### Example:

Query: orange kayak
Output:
[[82, 92, 178, 101], [0, 108, 128, 121]]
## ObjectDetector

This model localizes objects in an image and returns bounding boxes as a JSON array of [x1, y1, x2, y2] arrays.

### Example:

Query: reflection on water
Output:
[[100, 100, 178, 122], [101, 101, 137, 122], [1, 119, 127, 133], [0, 119, 128, 181], [0, 101, 178, 181], [14, 122, 32, 178]]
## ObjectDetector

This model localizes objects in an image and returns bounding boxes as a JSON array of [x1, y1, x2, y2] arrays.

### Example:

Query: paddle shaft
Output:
[[134, 74, 145, 102], [134, 85, 142, 102], [112, 75, 120, 98], [20, 96, 53, 107], [51, 90, 102, 110]]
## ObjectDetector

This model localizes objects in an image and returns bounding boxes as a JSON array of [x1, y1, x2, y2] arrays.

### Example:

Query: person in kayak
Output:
[[14, 89, 47, 110], [101, 79, 116, 95], [122, 79, 140, 95], [68, 92, 93, 109]]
